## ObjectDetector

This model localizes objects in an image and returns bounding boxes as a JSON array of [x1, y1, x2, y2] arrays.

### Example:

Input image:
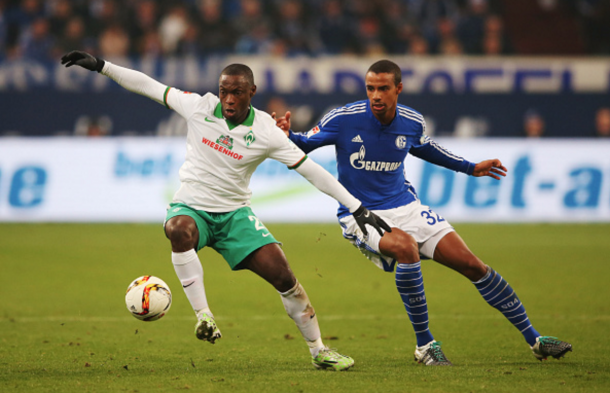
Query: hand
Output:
[[271, 111, 291, 137], [352, 205, 392, 237], [61, 50, 105, 72], [472, 159, 507, 180]]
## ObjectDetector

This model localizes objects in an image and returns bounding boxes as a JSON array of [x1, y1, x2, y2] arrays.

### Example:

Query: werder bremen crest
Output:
[[244, 130, 256, 147], [216, 135, 234, 150]]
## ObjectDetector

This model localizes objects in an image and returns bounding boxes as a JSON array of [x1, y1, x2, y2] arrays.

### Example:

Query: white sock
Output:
[[279, 281, 325, 357], [171, 249, 212, 317]]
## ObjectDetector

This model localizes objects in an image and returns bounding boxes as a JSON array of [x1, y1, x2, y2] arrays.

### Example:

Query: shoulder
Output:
[[193, 92, 218, 113], [252, 107, 285, 140], [169, 90, 217, 108], [397, 104, 424, 124], [396, 103, 425, 133], [319, 100, 368, 127], [252, 106, 276, 129], [199, 92, 219, 108]]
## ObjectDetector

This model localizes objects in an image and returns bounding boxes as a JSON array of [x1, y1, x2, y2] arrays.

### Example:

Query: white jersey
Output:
[[165, 89, 306, 212], [100, 61, 361, 214]]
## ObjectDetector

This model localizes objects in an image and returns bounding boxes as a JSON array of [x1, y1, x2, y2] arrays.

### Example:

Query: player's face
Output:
[[218, 75, 256, 124], [365, 72, 403, 124]]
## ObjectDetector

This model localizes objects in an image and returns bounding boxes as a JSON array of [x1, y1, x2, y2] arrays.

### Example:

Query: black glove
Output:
[[352, 205, 392, 237], [61, 50, 105, 72]]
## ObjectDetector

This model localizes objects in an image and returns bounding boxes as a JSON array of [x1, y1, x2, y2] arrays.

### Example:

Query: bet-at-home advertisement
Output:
[[0, 138, 609, 223]]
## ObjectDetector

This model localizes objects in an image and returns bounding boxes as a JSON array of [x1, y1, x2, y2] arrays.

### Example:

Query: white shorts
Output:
[[338, 200, 454, 272]]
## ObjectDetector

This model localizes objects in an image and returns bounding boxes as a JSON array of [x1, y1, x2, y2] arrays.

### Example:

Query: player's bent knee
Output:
[[165, 216, 198, 250], [381, 230, 419, 264], [275, 272, 297, 293]]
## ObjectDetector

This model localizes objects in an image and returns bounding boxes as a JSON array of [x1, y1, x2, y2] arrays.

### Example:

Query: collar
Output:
[[214, 103, 255, 130], [366, 100, 397, 129]]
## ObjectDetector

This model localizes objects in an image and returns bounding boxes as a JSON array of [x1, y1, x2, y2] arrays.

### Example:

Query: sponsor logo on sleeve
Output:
[[306, 126, 320, 138]]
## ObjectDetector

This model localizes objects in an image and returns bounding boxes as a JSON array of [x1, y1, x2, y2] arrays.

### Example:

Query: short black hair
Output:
[[220, 64, 255, 86], [367, 60, 401, 86]]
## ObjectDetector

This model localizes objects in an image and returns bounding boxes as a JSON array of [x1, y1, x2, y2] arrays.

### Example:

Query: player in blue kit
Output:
[[275, 60, 572, 366]]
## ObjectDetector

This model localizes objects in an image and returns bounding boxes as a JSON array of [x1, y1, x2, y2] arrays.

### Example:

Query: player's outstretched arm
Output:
[[61, 50, 168, 105], [472, 159, 508, 180], [294, 158, 391, 236]]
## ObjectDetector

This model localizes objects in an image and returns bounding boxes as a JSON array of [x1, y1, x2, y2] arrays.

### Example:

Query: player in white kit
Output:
[[61, 50, 390, 371]]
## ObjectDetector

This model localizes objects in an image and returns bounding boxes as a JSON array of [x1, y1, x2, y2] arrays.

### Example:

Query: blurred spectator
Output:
[[481, 14, 511, 55], [457, 0, 488, 54], [196, 0, 235, 55], [453, 115, 489, 137], [408, 34, 430, 55], [48, 0, 73, 38], [129, 0, 159, 55], [234, 20, 275, 54], [5, 0, 43, 57], [0, 0, 604, 61], [275, 0, 319, 55], [439, 36, 463, 55], [357, 17, 386, 55], [481, 31, 501, 55], [176, 21, 200, 57], [18, 17, 54, 60], [523, 109, 545, 138], [433, 15, 463, 55], [594, 107, 610, 137], [317, 0, 357, 54], [0, 1, 7, 57], [577, 0, 610, 54], [74, 115, 112, 137], [232, 0, 274, 54], [56, 16, 87, 54], [88, 0, 125, 38], [409, 0, 460, 53], [139, 29, 163, 58], [266, 96, 289, 118], [158, 4, 188, 55], [98, 24, 129, 57], [266, 95, 314, 130], [381, 0, 411, 54]]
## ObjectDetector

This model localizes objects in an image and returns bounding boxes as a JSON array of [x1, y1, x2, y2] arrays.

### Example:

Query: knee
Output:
[[382, 231, 419, 264], [273, 269, 297, 293], [165, 216, 198, 252]]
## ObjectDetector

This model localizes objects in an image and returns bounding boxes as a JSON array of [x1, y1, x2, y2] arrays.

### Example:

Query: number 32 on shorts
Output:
[[421, 209, 446, 225], [249, 215, 271, 237]]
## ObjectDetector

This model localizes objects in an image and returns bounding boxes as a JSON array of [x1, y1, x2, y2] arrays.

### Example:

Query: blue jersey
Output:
[[289, 100, 475, 217]]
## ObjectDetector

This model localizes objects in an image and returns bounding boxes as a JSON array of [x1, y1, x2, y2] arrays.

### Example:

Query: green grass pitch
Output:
[[1, 223, 609, 392]]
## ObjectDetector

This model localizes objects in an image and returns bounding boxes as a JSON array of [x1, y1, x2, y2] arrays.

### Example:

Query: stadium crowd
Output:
[[1, 0, 609, 62]]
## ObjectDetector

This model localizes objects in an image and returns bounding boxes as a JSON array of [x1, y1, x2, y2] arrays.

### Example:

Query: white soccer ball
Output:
[[125, 275, 172, 321]]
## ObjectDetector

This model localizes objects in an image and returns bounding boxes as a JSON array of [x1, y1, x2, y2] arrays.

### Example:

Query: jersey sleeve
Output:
[[409, 133, 475, 175], [165, 90, 214, 120], [288, 113, 340, 154], [101, 61, 168, 105], [268, 124, 309, 169]]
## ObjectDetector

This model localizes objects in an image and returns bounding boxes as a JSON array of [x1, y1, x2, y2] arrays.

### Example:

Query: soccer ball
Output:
[[125, 275, 172, 321]]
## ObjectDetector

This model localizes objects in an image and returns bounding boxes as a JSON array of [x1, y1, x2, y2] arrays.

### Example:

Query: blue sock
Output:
[[396, 262, 434, 347], [473, 267, 540, 346]]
